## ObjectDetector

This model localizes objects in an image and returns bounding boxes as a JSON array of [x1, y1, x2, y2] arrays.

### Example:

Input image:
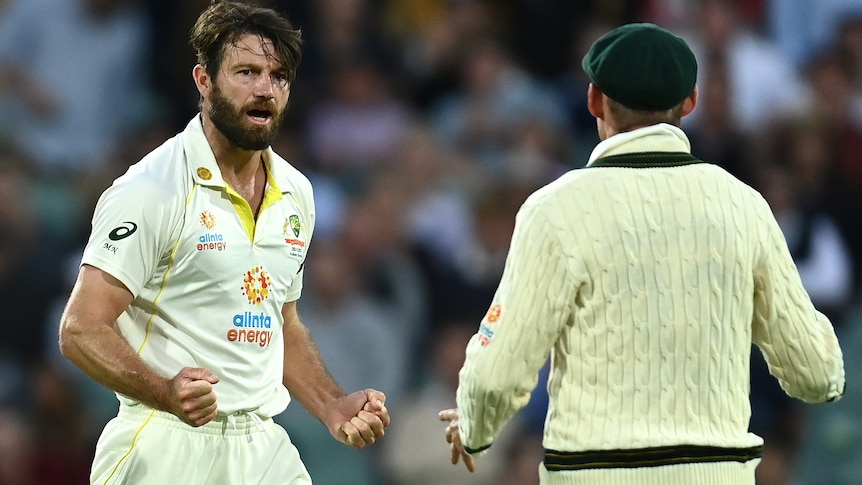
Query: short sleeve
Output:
[[283, 177, 316, 303], [81, 178, 182, 297]]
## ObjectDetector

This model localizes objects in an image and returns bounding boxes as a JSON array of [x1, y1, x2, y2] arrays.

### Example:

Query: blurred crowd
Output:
[[0, 0, 861, 484]]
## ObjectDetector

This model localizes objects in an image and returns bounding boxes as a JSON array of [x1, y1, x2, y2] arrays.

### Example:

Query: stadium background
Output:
[[1, 0, 861, 483]]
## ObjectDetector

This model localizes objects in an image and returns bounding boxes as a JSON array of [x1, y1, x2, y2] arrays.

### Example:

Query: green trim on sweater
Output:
[[588, 151, 704, 169]]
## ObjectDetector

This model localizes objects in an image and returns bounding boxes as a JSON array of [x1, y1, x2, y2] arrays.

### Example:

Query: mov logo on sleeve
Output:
[[108, 222, 138, 241]]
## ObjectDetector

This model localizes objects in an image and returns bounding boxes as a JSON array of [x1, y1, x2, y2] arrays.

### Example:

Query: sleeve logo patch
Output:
[[478, 304, 502, 346], [108, 222, 138, 241], [486, 304, 502, 323]]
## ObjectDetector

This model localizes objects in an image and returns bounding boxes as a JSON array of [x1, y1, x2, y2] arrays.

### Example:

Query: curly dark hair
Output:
[[190, 0, 302, 83]]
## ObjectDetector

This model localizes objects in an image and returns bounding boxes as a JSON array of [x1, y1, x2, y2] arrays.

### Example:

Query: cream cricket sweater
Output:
[[455, 123, 845, 482]]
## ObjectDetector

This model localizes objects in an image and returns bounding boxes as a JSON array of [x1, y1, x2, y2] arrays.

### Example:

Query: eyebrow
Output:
[[230, 62, 288, 74]]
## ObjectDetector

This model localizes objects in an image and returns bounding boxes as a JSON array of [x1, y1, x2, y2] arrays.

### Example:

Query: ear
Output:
[[587, 83, 605, 119], [192, 64, 210, 98], [680, 86, 698, 118]]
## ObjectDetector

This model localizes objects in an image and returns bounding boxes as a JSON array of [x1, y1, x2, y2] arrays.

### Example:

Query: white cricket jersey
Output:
[[81, 115, 315, 418]]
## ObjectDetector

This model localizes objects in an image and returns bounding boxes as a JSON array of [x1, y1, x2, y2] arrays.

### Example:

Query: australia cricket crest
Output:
[[283, 214, 305, 258]]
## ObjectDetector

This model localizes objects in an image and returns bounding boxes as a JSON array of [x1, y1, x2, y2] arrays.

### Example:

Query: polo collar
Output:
[[181, 115, 298, 195], [586, 123, 692, 167]]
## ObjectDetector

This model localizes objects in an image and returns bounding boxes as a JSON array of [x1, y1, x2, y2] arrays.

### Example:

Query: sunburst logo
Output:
[[200, 210, 216, 229], [486, 304, 502, 323], [241, 266, 271, 305]]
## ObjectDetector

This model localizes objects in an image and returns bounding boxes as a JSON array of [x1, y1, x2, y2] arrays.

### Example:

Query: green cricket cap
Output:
[[582, 22, 697, 110]]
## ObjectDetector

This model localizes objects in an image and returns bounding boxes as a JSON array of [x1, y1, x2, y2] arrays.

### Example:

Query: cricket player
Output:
[[58, 2, 389, 484], [439, 23, 845, 485]]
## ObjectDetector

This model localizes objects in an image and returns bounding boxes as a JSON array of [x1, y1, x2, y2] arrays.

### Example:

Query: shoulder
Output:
[[98, 134, 190, 211], [520, 169, 584, 209]]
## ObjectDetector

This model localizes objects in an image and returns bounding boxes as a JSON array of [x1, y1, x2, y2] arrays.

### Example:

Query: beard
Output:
[[208, 82, 285, 151]]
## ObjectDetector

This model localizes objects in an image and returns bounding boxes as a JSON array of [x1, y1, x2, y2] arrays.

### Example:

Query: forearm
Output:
[[59, 314, 172, 411], [457, 343, 536, 453], [753, 229, 846, 403], [282, 321, 345, 422]]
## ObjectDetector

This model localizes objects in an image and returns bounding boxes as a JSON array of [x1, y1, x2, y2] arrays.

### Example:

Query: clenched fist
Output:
[[169, 367, 220, 427], [325, 389, 390, 448]]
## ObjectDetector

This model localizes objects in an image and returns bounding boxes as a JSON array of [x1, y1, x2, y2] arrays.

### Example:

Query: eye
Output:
[[273, 72, 289, 85], [238, 69, 253, 77]]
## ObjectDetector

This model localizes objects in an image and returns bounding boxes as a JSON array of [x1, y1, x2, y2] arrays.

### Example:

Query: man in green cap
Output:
[[439, 22, 845, 484]]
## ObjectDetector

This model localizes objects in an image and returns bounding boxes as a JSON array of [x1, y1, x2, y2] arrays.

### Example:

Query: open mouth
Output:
[[247, 109, 272, 124]]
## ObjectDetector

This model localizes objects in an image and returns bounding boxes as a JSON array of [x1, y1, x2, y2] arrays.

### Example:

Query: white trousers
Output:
[[91, 404, 312, 485]]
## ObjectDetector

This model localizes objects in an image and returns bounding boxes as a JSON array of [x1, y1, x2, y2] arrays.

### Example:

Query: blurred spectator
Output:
[[499, 112, 571, 188], [290, 0, 397, 124], [757, 162, 854, 321], [26, 364, 92, 485], [432, 36, 568, 175], [0, 366, 92, 485], [339, 172, 430, 384], [801, 49, 862, 288], [390, 125, 481, 297], [0, 407, 34, 485], [305, 57, 412, 174], [685, 0, 808, 132], [686, 56, 753, 185], [381, 320, 520, 485], [500, 0, 593, 80], [446, 185, 524, 314], [495, 426, 545, 485], [768, 0, 862, 68], [835, 14, 862, 91], [301, 0, 394, 74], [381, 0, 506, 111], [0, 160, 64, 367], [553, 18, 613, 165], [276, 236, 406, 485], [0, 0, 155, 177]]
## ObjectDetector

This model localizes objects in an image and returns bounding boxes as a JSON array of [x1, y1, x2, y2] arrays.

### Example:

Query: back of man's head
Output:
[[582, 23, 697, 112]]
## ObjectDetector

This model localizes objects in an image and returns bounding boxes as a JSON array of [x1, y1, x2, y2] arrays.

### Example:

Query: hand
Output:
[[169, 367, 220, 427], [325, 389, 390, 448], [438, 408, 476, 473]]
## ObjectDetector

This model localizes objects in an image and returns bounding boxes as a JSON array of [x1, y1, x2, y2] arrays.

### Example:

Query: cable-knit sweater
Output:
[[455, 123, 845, 483]]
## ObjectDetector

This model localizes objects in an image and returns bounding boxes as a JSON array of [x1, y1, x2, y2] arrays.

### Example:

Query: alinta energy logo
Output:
[[229, 265, 274, 348], [197, 209, 226, 251]]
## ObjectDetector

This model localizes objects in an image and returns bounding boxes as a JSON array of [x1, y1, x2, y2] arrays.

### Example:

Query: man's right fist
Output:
[[170, 367, 220, 427]]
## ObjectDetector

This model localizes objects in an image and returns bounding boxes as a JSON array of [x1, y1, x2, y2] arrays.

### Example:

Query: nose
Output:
[[254, 76, 275, 98]]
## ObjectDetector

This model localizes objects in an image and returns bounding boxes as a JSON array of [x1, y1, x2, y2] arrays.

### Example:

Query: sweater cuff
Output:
[[464, 443, 492, 455], [826, 381, 847, 403]]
